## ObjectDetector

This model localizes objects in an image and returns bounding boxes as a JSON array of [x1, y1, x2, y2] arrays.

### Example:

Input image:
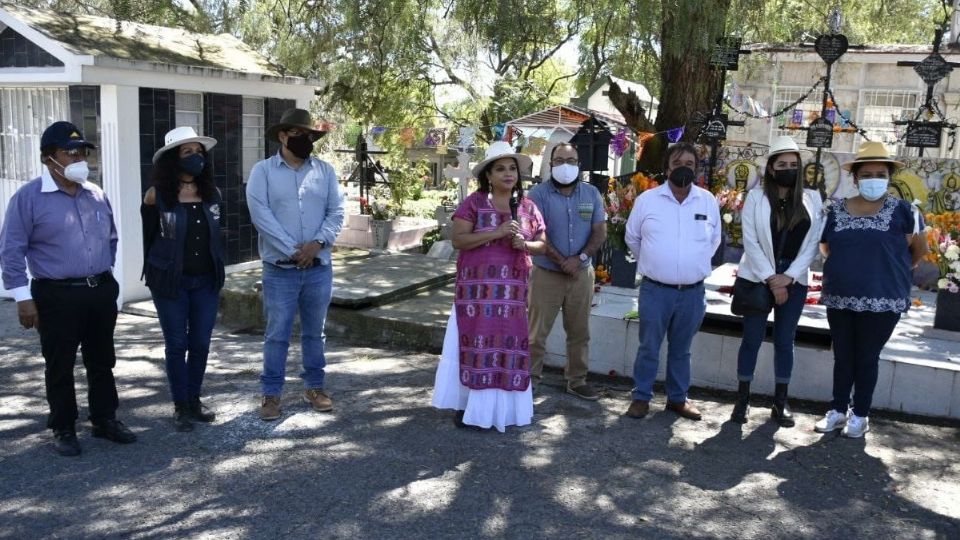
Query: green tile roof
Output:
[[1, 2, 285, 77]]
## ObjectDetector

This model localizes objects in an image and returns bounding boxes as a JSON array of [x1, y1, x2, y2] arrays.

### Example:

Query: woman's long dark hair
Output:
[[477, 156, 525, 199], [151, 146, 216, 207], [763, 152, 808, 231]]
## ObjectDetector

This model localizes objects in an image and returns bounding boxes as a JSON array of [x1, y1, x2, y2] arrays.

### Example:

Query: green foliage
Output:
[[420, 226, 444, 254], [383, 159, 431, 217]]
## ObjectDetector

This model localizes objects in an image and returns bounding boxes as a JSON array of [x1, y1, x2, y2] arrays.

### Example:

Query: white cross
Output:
[[444, 150, 472, 203]]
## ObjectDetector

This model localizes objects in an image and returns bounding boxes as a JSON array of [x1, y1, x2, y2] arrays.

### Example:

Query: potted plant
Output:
[[604, 172, 657, 287], [925, 211, 960, 331], [370, 200, 394, 249]]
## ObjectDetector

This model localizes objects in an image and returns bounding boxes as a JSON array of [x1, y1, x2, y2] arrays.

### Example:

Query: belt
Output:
[[643, 277, 703, 291], [34, 271, 111, 288], [273, 258, 321, 268]]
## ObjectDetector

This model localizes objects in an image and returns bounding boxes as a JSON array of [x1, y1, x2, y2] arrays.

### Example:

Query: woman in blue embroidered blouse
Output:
[[815, 142, 927, 438], [141, 127, 225, 433]]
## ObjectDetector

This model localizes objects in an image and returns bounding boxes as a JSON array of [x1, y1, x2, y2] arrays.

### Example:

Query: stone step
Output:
[[218, 250, 456, 332]]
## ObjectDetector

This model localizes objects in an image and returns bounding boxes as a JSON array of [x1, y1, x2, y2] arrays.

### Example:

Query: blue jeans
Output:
[[736, 282, 808, 383], [151, 273, 220, 403], [827, 308, 900, 417], [631, 280, 707, 402], [260, 262, 333, 396]]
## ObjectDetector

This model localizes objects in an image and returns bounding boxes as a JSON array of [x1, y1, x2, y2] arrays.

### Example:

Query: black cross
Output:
[[895, 28, 960, 156], [335, 132, 389, 201], [783, 31, 866, 199], [700, 37, 751, 189]]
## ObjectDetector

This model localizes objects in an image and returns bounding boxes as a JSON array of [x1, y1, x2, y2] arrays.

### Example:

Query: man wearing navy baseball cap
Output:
[[0, 121, 137, 456]]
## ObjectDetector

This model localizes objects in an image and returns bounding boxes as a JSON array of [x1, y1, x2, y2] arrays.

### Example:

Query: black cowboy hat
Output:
[[265, 108, 328, 142]]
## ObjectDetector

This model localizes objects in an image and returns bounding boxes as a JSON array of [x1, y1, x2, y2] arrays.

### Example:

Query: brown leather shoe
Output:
[[666, 400, 702, 421], [304, 389, 333, 412], [260, 395, 281, 421], [624, 400, 650, 419]]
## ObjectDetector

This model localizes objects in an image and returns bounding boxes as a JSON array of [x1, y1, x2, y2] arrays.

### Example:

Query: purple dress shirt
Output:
[[0, 168, 117, 301]]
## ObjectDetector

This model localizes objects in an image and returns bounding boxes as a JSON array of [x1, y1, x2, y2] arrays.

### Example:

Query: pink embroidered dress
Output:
[[431, 191, 544, 431]]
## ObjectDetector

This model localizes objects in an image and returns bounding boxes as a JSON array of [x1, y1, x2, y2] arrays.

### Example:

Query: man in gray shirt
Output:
[[246, 108, 344, 421], [527, 143, 607, 400]]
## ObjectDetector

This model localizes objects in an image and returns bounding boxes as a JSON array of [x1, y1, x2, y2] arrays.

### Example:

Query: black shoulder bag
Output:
[[731, 226, 789, 316]]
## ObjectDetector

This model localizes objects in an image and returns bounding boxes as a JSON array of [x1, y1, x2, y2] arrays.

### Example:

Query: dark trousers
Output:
[[737, 282, 808, 383], [150, 273, 220, 403], [31, 275, 120, 431], [826, 308, 901, 417]]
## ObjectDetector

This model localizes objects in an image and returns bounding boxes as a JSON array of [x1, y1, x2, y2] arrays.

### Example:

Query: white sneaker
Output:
[[842, 414, 870, 438], [814, 409, 847, 432]]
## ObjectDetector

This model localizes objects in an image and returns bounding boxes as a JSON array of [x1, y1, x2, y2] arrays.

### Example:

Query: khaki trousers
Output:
[[528, 264, 595, 387]]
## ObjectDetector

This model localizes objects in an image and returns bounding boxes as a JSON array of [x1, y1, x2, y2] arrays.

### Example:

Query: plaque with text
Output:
[[710, 37, 743, 71], [806, 118, 834, 148], [701, 113, 728, 140], [913, 53, 953, 86], [905, 121, 944, 148], [814, 34, 848, 65]]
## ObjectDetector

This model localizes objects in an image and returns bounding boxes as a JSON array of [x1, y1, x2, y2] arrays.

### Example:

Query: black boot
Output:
[[174, 402, 194, 432], [771, 383, 795, 428], [730, 380, 750, 424], [188, 396, 216, 423]]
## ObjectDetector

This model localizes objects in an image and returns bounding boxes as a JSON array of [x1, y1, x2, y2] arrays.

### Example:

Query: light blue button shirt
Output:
[[527, 181, 606, 272], [246, 152, 344, 266]]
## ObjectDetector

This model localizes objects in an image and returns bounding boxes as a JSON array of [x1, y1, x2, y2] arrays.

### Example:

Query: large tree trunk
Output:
[[640, 0, 730, 173]]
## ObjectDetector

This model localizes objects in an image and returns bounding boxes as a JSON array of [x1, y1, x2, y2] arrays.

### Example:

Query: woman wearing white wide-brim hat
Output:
[[142, 126, 225, 433], [731, 136, 823, 427], [431, 141, 547, 432], [814, 142, 928, 438]]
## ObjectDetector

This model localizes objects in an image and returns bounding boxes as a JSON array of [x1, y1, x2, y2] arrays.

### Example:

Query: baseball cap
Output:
[[40, 121, 97, 151]]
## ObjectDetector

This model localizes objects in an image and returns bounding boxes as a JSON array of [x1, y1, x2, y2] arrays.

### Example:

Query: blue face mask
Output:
[[857, 178, 888, 201], [178, 153, 205, 178]]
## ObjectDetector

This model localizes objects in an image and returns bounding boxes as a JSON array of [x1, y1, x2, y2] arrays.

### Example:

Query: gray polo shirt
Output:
[[527, 180, 606, 272]]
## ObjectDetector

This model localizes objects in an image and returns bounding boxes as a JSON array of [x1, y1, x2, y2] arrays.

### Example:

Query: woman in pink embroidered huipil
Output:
[[432, 142, 546, 431]]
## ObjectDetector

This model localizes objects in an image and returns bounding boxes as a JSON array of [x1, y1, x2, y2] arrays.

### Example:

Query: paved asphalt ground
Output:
[[0, 303, 958, 539]]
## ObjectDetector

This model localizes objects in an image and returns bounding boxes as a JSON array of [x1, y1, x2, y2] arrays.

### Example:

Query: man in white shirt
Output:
[[623, 143, 721, 421]]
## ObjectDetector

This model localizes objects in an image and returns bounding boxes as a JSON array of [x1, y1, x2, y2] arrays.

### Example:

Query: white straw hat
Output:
[[152, 126, 217, 164], [471, 141, 533, 179], [767, 135, 801, 159]]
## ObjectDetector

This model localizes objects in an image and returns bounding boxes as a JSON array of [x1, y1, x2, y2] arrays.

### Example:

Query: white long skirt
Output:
[[430, 308, 533, 432]]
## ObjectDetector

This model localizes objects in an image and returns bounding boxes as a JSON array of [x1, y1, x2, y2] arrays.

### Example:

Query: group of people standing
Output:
[[0, 109, 928, 455], [431, 135, 928, 439], [0, 108, 343, 456]]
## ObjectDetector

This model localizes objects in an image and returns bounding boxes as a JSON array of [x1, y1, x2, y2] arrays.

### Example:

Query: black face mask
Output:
[[285, 133, 314, 160], [773, 168, 798, 188], [668, 166, 695, 188], [178, 154, 205, 178]]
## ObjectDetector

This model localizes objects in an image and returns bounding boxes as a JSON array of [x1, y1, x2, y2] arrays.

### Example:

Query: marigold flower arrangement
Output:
[[605, 172, 658, 251], [924, 212, 960, 293]]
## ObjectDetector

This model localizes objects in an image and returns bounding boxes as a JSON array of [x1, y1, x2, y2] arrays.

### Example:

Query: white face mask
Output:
[[551, 164, 580, 185], [50, 158, 89, 184], [857, 178, 888, 201]]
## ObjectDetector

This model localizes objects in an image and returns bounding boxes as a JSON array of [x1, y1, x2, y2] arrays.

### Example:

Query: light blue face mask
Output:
[[857, 178, 889, 201]]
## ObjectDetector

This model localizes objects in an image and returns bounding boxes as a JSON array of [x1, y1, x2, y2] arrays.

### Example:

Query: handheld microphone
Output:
[[509, 192, 520, 222]]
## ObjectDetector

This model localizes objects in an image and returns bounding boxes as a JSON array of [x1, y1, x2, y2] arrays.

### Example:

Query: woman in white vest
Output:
[[732, 136, 823, 427]]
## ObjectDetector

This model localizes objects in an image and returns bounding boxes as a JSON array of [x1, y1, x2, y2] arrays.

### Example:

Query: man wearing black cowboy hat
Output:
[[0, 121, 137, 456], [246, 108, 344, 421]]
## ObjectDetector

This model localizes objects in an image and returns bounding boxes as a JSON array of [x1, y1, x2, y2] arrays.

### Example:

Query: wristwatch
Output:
[[314, 239, 326, 249], [578, 252, 589, 262]]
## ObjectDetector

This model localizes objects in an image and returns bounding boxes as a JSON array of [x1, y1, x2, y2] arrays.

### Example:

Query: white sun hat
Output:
[[767, 135, 801, 159], [471, 140, 533, 179], [152, 126, 217, 164]]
